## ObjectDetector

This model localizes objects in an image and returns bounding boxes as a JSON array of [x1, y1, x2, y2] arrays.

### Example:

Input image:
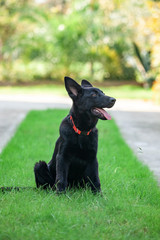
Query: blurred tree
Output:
[[127, 0, 160, 87], [0, 0, 38, 81], [146, 1, 160, 73], [0, 0, 159, 85]]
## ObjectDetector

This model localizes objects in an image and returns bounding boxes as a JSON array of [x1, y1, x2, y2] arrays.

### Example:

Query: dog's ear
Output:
[[64, 76, 82, 99], [81, 79, 93, 88]]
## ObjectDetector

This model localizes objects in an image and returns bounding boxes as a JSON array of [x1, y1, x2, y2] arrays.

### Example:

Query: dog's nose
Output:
[[110, 97, 116, 104]]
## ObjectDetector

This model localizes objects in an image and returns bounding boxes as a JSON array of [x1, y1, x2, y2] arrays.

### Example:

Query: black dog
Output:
[[34, 77, 116, 193]]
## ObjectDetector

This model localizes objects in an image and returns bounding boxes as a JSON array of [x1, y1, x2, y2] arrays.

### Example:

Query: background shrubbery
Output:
[[0, 0, 160, 86]]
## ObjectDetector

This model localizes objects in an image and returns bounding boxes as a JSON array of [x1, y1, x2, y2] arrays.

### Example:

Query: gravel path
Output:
[[0, 94, 160, 183]]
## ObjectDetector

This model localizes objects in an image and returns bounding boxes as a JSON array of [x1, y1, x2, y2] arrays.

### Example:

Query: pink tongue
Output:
[[96, 108, 112, 120]]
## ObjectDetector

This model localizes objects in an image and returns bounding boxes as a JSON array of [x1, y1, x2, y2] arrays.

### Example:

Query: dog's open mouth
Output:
[[91, 108, 111, 120]]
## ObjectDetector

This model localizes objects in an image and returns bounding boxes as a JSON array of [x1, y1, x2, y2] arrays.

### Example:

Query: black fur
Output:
[[34, 77, 116, 193]]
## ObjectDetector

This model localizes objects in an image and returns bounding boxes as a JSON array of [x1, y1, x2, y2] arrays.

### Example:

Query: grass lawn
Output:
[[0, 109, 160, 240], [0, 84, 152, 100]]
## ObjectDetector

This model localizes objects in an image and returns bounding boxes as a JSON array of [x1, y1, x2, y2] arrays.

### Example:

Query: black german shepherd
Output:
[[34, 77, 116, 193]]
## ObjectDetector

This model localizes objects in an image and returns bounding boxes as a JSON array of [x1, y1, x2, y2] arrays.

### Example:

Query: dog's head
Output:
[[65, 76, 116, 120]]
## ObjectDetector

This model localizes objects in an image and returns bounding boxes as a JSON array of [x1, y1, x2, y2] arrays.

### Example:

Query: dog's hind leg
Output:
[[34, 161, 55, 189]]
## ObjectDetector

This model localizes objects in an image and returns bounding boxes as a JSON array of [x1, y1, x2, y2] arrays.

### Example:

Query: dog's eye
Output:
[[91, 93, 97, 97]]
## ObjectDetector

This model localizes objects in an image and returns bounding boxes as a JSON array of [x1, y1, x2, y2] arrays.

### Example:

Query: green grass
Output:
[[0, 84, 152, 99], [0, 109, 160, 240]]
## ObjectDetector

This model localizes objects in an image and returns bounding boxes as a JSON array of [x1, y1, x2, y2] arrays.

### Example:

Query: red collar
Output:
[[70, 115, 92, 136]]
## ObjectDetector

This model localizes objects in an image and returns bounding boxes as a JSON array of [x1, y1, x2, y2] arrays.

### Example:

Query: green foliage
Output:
[[133, 42, 155, 87], [0, 0, 159, 85], [0, 109, 160, 239]]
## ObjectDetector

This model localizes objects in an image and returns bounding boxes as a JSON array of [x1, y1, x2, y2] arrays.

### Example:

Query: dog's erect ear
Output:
[[81, 79, 93, 88], [64, 76, 82, 99]]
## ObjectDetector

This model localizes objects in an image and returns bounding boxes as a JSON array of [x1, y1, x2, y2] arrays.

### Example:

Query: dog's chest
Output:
[[69, 134, 97, 161], [78, 135, 91, 150]]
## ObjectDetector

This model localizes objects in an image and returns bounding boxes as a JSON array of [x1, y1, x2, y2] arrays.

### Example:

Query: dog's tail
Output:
[[0, 186, 36, 193]]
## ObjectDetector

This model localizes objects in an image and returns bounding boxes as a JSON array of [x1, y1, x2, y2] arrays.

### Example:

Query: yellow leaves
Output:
[[147, 16, 160, 33], [147, 0, 160, 10], [152, 40, 160, 68], [146, 0, 160, 32], [144, 1, 160, 71], [90, 44, 120, 63], [152, 74, 160, 104], [98, 45, 118, 60]]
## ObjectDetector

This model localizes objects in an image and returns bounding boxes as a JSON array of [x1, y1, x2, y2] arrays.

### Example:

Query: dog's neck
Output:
[[70, 104, 98, 131]]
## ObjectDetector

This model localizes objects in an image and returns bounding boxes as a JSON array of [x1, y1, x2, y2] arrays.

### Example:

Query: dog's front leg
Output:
[[86, 158, 101, 193], [56, 153, 69, 194]]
